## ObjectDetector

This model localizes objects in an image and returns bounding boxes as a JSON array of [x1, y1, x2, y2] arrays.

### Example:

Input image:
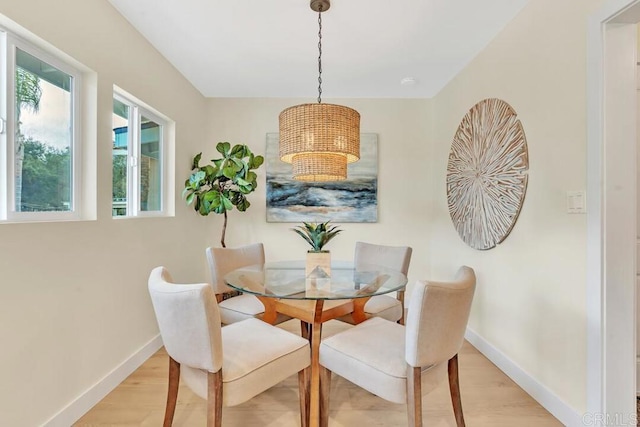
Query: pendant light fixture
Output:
[[279, 0, 360, 182]]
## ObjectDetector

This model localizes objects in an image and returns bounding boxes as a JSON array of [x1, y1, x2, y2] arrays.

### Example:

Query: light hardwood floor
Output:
[[75, 319, 562, 426]]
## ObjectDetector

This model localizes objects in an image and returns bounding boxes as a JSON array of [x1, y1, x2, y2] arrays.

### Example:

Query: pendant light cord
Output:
[[317, 7, 323, 104]]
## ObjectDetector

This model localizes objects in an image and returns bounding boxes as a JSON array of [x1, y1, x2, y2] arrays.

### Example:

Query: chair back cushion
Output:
[[354, 241, 412, 275], [405, 266, 476, 367], [148, 266, 223, 372], [206, 243, 265, 294]]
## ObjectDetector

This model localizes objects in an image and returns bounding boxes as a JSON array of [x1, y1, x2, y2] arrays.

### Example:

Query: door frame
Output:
[[587, 0, 638, 421]]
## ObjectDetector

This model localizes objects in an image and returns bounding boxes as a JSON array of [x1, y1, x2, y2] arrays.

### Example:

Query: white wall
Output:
[[0, 1, 211, 425], [429, 0, 604, 414], [0, 4, 435, 423], [0, 0, 613, 423]]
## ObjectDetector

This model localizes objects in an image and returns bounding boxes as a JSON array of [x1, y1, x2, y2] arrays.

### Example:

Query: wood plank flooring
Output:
[[74, 320, 562, 426]]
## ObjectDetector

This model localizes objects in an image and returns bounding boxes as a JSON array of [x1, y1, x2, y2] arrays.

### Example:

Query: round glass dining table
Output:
[[224, 260, 408, 427], [225, 259, 406, 297]]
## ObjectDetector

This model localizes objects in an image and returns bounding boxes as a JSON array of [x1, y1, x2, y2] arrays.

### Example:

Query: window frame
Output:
[[112, 89, 170, 218], [0, 31, 82, 222]]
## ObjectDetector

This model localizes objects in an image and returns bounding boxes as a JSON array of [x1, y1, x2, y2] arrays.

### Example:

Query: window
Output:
[[112, 90, 169, 217], [0, 32, 82, 221]]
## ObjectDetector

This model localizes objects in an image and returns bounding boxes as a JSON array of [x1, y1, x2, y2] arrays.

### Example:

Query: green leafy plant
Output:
[[182, 142, 264, 248], [292, 221, 342, 252]]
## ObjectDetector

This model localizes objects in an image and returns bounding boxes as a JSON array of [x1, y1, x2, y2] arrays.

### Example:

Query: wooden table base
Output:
[[256, 297, 370, 427]]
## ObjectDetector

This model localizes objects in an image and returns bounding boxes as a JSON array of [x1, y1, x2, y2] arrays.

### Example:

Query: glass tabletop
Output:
[[224, 260, 408, 300]]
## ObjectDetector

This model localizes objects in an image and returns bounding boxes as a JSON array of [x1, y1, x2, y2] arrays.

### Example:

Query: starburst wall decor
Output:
[[446, 98, 529, 250]]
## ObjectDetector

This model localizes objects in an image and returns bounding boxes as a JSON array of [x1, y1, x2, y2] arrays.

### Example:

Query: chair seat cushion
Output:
[[218, 294, 265, 324], [320, 317, 445, 404], [364, 294, 403, 322], [182, 318, 310, 406]]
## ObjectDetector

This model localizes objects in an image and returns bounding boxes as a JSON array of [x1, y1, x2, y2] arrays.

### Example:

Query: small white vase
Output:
[[306, 251, 331, 277]]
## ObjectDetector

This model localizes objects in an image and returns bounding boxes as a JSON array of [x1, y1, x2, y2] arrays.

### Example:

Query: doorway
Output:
[[588, 0, 639, 422]]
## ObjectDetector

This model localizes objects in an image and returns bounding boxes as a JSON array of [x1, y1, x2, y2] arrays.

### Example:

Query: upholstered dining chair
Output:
[[351, 241, 413, 324], [319, 266, 476, 427], [148, 266, 310, 427], [206, 243, 289, 325]]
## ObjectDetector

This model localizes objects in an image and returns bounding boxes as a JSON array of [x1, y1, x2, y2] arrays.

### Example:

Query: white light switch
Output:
[[566, 191, 586, 214]]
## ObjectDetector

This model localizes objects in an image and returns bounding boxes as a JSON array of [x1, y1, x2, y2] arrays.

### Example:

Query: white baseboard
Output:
[[39, 329, 590, 426], [43, 334, 163, 427], [464, 328, 583, 427]]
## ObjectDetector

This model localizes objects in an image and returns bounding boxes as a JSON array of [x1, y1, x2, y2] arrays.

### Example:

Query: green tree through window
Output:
[[20, 139, 70, 211], [14, 47, 73, 213], [15, 67, 42, 211]]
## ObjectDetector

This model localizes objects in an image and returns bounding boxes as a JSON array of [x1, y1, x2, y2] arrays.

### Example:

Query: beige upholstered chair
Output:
[[352, 241, 413, 324], [206, 243, 288, 325], [320, 266, 476, 427], [148, 266, 310, 427]]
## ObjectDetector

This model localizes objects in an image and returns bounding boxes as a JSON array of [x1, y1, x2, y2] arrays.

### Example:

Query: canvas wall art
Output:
[[265, 132, 378, 223]]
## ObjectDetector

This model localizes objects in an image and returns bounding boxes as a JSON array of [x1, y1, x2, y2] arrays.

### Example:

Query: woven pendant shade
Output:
[[292, 153, 347, 181], [279, 103, 360, 181]]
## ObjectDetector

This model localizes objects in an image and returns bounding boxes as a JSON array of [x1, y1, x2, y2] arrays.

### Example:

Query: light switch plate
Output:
[[566, 190, 586, 214]]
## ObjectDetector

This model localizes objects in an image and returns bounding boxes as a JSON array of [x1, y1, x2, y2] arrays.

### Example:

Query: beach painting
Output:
[[266, 132, 378, 223]]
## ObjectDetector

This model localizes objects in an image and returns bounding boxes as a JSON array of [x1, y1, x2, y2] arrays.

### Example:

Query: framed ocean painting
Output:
[[265, 132, 378, 223]]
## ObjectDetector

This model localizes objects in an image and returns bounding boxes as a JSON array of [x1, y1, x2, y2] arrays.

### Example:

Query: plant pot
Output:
[[306, 251, 331, 277]]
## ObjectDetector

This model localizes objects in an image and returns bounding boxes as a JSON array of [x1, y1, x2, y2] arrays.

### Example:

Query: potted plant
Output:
[[292, 221, 342, 276], [182, 142, 264, 248]]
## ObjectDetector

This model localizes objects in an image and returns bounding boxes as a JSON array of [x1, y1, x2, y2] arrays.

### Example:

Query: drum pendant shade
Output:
[[278, 0, 360, 182], [279, 103, 360, 181]]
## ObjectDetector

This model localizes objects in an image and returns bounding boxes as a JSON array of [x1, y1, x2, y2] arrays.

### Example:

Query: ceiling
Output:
[[107, 0, 529, 99]]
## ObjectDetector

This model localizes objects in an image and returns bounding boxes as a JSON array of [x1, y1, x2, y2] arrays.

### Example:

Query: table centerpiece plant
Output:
[[292, 221, 342, 276]]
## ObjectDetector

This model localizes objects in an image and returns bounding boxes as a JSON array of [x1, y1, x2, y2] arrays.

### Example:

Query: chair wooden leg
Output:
[[163, 357, 180, 427], [397, 290, 406, 325], [406, 365, 422, 427], [207, 370, 223, 427], [298, 367, 310, 427], [300, 321, 310, 340], [319, 366, 332, 427], [448, 354, 466, 427]]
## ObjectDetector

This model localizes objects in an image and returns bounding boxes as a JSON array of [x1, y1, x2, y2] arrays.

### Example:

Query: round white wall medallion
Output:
[[446, 98, 529, 250]]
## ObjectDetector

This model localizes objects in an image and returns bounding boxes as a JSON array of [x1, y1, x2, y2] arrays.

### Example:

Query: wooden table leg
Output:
[[319, 366, 331, 427], [257, 296, 363, 426], [256, 296, 279, 325], [298, 367, 310, 427], [351, 296, 371, 324], [301, 321, 311, 340], [308, 299, 325, 427]]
